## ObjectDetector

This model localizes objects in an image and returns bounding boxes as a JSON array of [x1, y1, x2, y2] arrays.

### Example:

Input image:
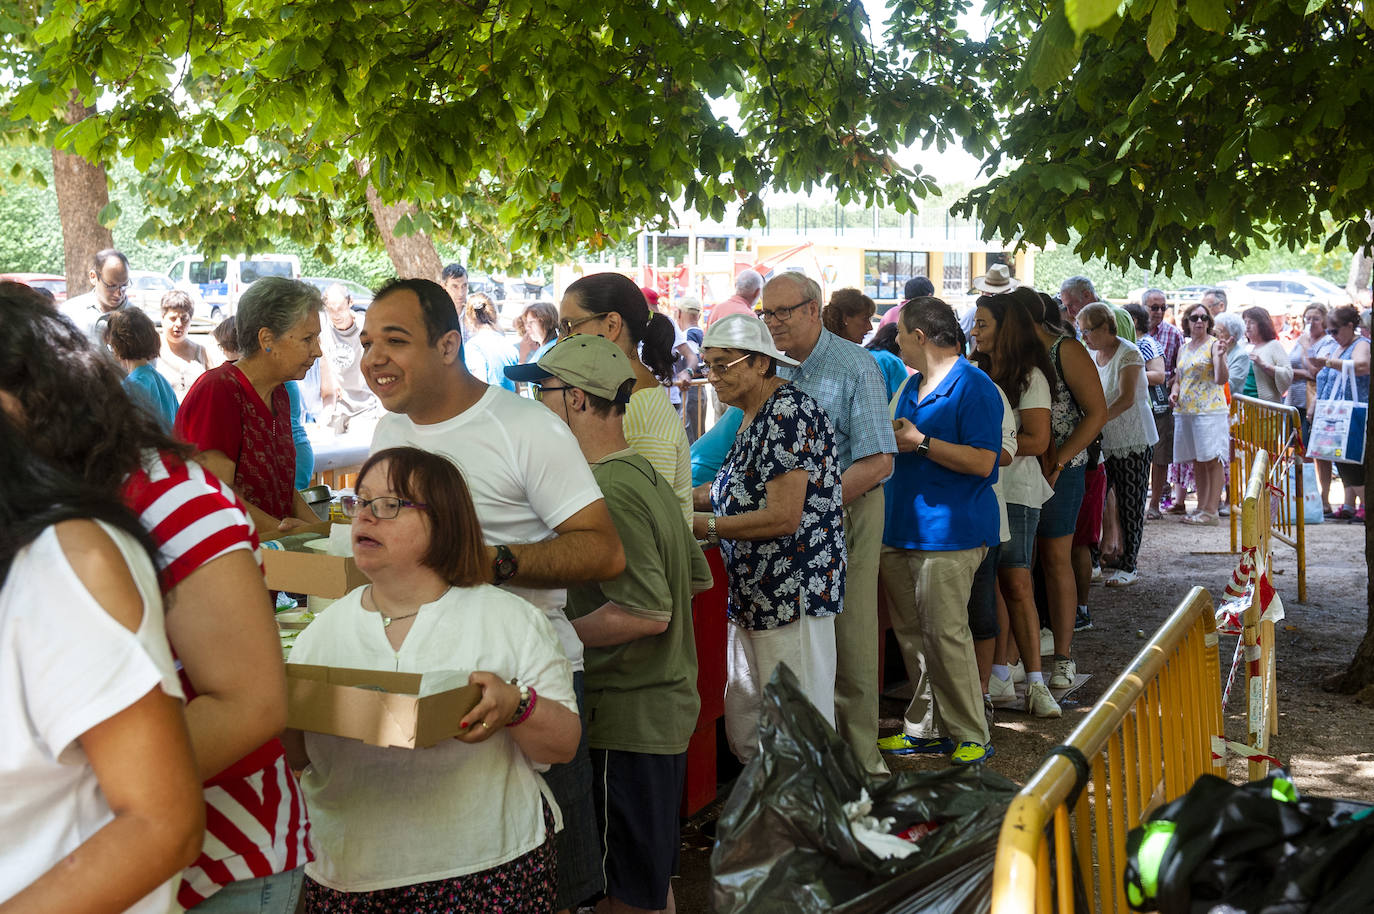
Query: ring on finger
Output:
[[481, 720, 491, 730]]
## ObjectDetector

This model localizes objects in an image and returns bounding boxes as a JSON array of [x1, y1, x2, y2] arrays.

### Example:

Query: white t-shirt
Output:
[[991, 385, 1017, 544], [1098, 340, 1160, 458], [1002, 368, 1057, 509], [289, 584, 576, 892], [0, 522, 183, 913], [370, 386, 605, 670]]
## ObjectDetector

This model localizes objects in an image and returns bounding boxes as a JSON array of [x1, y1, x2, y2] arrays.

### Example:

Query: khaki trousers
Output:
[[835, 486, 888, 776], [879, 545, 990, 745]]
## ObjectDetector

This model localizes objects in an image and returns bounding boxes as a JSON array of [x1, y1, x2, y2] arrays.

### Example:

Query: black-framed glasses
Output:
[[703, 353, 751, 376], [758, 299, 813, 323], [1148, 304, 1167, 312], [533, 384, 573, 403], [339, 494, 429, 519], [558, 313, 605, 335], [1187, 315, 1209, 323]]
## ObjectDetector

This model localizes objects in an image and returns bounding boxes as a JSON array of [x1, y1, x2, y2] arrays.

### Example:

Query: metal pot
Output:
[[300, 484, 333, 520]]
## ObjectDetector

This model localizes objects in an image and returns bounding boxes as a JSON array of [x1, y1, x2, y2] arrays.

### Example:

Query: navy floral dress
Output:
[[710, 383, 846, 631]]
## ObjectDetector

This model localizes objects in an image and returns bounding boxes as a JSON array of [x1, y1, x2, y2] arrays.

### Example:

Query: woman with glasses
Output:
[[1169, 303, 1229, 525], [559, 272, 692, 523], [517, 301, 560, 364], [176, 277, 325, 534], [0, 282, 310, 911], [1306, 305, 1370, 521], [691, 314, 844, 763], [1076, 303, 1158, 585], [284, 446, 580, 912]]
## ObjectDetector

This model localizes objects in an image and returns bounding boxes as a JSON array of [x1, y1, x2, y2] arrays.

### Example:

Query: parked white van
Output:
[[165, 253, 302, 318]]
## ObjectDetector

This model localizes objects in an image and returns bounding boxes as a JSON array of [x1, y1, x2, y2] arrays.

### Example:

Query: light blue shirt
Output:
[[777, 328, 897, 470]]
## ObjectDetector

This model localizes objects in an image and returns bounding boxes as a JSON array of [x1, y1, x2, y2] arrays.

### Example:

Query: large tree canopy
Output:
[[4, 0, 996, 268], [960, 0, 1374, 274]]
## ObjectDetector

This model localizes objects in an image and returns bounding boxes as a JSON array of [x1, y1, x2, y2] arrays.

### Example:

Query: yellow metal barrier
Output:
[[1229, 394, 1306, 601], [990, 587, 1225, 914], [1240, 451, 1279, 781]]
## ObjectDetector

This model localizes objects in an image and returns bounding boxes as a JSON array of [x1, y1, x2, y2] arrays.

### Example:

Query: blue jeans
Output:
[[188, 868, 304, 914]]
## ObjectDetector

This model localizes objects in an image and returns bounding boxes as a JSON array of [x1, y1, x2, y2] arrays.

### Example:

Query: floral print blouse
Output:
[[710, 383, 846, 631]]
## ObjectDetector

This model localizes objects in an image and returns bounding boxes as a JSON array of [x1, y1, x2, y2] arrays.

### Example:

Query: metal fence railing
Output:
[[1229, 394, 1306, 601]]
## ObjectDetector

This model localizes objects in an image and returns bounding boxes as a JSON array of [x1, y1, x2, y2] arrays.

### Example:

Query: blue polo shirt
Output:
[[883, 357, 1002, 551]]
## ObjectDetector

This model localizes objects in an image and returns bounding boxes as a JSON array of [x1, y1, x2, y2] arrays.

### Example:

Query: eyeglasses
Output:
[[758, 299, 812, 323], [98, 277, 130, 291], [558, 313, 605, 335], [704, 353, 751, 376], [1080, 323, 1107, 334], [1187, 315, 1209, 323], [1147, 305, 1167, 312], [339, 494, 429, 519], [532, 384, 573, 402]]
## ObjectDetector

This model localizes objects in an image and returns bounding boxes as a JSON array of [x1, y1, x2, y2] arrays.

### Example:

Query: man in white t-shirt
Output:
[[361, 277, 625, 910]]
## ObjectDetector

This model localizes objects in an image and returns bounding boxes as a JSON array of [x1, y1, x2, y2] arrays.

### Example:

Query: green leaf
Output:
[[1147, 0, 1179, 58], [1066, 0, 1120, 33], [96, 200, 121, 228], [1187, 0, 1229, 32], [1303, 0, 1327, 13], [1025, 10, 1080, 91]]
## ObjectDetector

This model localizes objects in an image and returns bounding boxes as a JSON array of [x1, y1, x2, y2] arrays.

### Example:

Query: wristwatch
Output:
[[916, 437, 932, 458], [492, 544, 518, 585], [706, 514, 719, 545]]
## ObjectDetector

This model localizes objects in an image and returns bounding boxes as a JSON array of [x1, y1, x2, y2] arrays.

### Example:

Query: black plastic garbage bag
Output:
[[1123, 769, 1374, 913], [711, 664, 1019, 914]]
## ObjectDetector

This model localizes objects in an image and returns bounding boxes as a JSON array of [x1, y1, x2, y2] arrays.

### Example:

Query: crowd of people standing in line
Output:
[[4, 247, 1369, 913]]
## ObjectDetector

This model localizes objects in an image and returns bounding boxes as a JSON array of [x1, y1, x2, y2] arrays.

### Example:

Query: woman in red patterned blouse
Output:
[[176, 277, 325, 534]]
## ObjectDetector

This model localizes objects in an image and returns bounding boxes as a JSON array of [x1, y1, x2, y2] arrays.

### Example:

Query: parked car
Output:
[[165, 253, 302, 318], [0, 272, 67, 303], [1127, 285, 1209, 306], [301, 276, 374, 311], [125, 270, 212, 323], [1219, 273, 1353, 316]]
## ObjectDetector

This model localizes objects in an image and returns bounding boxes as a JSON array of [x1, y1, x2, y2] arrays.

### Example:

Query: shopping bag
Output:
[[1282, 461, 1324, 525], [1307, 363, 1366, 465]]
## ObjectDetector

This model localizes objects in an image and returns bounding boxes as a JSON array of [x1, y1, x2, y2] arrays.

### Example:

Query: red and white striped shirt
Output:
[[122, 451, 312, 908]]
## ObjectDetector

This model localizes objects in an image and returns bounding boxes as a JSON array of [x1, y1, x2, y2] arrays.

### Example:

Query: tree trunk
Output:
[[1329, 394, 1374, 694], [51, 93, 114, 296], [355, 161, 442, 280]]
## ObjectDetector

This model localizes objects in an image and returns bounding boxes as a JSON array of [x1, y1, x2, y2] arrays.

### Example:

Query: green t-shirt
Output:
[[566, 449, 713, 754]]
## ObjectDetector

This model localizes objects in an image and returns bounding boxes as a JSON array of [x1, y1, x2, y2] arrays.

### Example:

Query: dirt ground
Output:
[[671, 484, 1373, 912]]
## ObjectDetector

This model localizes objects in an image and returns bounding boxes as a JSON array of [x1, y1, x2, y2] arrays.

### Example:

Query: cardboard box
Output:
[[286, 664, 482, 749], [261, 522, 370, 598]]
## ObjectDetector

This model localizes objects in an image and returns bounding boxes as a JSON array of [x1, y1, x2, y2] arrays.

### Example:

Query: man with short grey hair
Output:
[[707, 268, 764, 327], [1202, 287, 1228, 316], [761, 271, 897, 776], [1060, 276, 1098, 320], [61, 248, 131, 346], [319, 282, 382, 433]]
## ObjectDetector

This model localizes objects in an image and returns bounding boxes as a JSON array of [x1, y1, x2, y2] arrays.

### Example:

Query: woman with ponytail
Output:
[[559, 272, 693, 523]]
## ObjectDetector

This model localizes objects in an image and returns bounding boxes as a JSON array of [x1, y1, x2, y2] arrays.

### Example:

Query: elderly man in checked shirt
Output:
[[761, 273, 898, 776]]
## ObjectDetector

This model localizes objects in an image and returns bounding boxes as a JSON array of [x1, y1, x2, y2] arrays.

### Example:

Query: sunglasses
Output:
[[1188, 315, 1209, 323]]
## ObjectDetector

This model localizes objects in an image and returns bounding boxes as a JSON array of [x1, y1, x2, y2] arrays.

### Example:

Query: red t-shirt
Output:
[[175, 363, 297, 520], [122, 451, 311, 906]]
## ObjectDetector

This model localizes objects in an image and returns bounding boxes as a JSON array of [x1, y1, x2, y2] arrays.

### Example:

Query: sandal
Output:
[[1332, 506, 1354, 520], [1165, 503, 1188, 515], [1146, 508, 1163, 520], [1182, 512, 1218, 526]]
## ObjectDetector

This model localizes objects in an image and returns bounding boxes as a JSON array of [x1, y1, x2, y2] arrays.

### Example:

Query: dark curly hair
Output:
[[104, 308, 162, 362], [0, 282, 187, 494]]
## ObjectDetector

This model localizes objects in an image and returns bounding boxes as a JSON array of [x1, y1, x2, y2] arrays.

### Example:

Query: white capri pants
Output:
[[724, 612, 837, 764]]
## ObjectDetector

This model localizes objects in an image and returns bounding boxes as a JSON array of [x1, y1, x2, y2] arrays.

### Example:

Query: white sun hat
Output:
[[699, 313, 800, 366]]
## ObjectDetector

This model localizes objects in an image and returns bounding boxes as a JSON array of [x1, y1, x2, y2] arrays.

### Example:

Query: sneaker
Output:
[[1091, 564, 1103, 582], [1074, 607, 1093, 631], [951, 741, 995, 765], [1009, 659, 1026, 683], [984, 696, 996, 727], [1049, 656, 1077, 690], [1025, 681, 1062, 718], [876, 733, 954, 755], [1105, 569, 1139, 587], [989, 674, 1016, 703], [1218, 504, 1230, 516], [1040, 627, 1055, 656]]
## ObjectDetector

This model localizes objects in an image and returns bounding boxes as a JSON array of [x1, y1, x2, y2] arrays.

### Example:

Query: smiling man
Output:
[[361, 277, 625, 912]]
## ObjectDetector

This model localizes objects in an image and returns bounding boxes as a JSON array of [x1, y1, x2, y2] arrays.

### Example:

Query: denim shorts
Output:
[[966, 543, 1000, 641], [1037, 462, 1087, 540], [999, 504, 1040, 569]]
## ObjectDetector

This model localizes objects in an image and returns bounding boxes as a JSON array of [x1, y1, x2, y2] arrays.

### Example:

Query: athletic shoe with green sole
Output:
[[876, 733, 954, 755], [951, 741, 996, 765]]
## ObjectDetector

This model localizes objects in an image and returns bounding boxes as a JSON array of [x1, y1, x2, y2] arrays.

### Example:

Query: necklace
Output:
[[367, 586, 421, 628]]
